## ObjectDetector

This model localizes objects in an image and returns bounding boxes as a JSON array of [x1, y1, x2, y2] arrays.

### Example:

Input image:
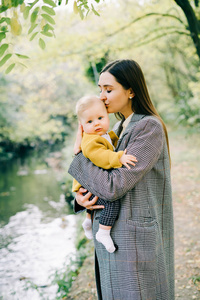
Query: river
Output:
[[0, 150, 76, 300]]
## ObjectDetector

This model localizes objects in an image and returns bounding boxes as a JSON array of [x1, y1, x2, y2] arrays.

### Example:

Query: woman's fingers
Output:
[[88, 205, 105, 210], [83, 191, 93, 200], [87, 195, 98, 204], [79, 187, 88, 193], [76, 190, 100, 209]]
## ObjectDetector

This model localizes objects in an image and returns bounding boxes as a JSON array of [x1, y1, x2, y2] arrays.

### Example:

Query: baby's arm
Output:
[[74, 123, 83, 155], [83, 137, 123, 169], [83, 136, 137, 169]]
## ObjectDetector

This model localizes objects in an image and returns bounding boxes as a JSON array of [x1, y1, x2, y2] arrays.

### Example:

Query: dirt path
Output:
[[170, 130, 200, 300], [68, 129, 200, 300]]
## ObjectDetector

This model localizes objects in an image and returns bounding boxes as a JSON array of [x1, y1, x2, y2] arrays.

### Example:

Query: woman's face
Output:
[[98, 71, 134, 118]]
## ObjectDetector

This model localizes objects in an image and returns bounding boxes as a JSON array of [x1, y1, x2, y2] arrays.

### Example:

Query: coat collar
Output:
[[118, 114, 145, 139], [114, 114, 145, 151]]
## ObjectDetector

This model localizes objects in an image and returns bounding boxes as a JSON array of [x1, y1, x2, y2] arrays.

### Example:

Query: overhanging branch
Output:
[[106, 12, 187, 38], [134, 30, 192, 47], [135, 27, 190, 46], [174, 0, 200, 59]]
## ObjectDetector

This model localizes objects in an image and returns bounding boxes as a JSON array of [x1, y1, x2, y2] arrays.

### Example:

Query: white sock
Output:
[[96, 228, 116, 253], [82, 218, 93, 240]]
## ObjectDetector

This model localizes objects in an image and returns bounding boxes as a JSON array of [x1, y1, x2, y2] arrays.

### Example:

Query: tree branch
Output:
[[174, 0, 200, 59], [134, 30, 191, 47], [135, 27, 190, 45], [106, 12, 187, 37], [63, 28, 190, 58]]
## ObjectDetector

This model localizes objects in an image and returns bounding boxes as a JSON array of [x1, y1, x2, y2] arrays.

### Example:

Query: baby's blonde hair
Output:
[[76, 95, 104, 120]]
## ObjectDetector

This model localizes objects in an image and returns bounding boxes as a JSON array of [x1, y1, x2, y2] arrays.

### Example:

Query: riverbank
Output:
[[68, 128, 200, 300], [0, 149, 75, 300]]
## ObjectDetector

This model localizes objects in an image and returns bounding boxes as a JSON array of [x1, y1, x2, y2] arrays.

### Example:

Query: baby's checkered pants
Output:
[[86, 194, 120, 227]]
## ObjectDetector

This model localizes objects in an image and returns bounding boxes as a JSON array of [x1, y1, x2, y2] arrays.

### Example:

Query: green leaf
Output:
[[1, 26, 8, 32], [0, 17, 10, 24], [18, 62, 28, 68], [23, 6, 30, 20], [0, 32, 6, 42], [15, 53, 30, 59], [79, 8, 84, 20], [29, 31, 38, 41], [91, 4, 100, 16], [0, 44, 9, 57], [42, 6, 55, 16], [31, 7, 39, 23], [83, 4, 89, 10], [43, 23, 54, 32], [41, 14, 55, 25], [28, 23, 38, 34], [29, 0, 40, 9], [73, 1, 78, 14], [41, 31, 53, 37], [0, 53, 12, 67], [39, 38, 46, 50], [5, 63, 15, 74], [43, 0, 56, 8], [65, 0, 68, 4]]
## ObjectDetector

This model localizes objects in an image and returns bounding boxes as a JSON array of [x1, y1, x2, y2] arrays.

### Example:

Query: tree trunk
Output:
[[174, 0, 200, 60]]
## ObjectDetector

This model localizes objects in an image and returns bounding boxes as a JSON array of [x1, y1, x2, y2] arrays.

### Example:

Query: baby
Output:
[[72, 95, 136, 253]]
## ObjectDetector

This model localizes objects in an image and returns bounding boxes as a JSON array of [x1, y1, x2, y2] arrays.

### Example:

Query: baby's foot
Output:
[[82, 218, 93, 240], [96, 228, 116, 253]]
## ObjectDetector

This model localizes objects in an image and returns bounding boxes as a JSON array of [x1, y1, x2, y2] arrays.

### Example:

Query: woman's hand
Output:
[[76, 187, 104, 210], [74, 123, 84, 155]]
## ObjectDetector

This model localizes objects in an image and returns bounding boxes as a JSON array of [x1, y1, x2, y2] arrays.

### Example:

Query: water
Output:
[[0, 152, 76, 300]]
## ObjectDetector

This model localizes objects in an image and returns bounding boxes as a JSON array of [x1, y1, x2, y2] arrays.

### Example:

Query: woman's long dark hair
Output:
[[101, 59, 171, 162]]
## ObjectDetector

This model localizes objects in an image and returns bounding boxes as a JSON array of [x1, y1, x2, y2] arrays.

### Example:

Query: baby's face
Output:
[[81, 101, 110, 135]]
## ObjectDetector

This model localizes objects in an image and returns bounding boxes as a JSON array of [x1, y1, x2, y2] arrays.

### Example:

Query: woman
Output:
[[68, 59, 174, 300]]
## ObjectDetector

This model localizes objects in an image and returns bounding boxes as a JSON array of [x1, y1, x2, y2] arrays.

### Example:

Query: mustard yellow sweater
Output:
[[72, 131, 124, 192]]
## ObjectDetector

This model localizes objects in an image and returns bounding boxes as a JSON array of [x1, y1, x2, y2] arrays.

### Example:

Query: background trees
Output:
[[0, 0, 199, 159]]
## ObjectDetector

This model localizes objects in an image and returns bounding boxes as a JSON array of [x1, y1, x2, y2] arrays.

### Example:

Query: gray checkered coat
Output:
[[68, 114, 174, 300]]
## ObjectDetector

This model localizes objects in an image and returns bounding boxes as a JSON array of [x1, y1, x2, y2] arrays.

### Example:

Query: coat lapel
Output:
[[115, 114, 145, 151]]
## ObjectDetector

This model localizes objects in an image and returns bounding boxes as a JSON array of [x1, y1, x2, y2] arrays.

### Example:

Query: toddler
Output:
[[72, 95, 136, 253]]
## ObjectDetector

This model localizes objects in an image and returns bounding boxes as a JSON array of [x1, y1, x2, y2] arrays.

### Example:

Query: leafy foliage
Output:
[[0, 0, 199, 158], [85, 52, 109, 83], [50, 248, 87, 298], [0, 0, 102, 72], [177, 70, 200, 127], [0, 46, 96, 156]]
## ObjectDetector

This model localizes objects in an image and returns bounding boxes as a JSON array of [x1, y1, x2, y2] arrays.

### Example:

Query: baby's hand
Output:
[[119, 149, 137, 169], [74, 123, 83, 155]]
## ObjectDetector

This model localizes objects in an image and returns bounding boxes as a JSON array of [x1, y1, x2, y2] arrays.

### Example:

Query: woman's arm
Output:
[[68, 117, 164, 201]]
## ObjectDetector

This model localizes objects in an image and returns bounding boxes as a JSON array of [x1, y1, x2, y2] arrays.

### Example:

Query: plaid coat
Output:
[[68, 114, 174, 300]]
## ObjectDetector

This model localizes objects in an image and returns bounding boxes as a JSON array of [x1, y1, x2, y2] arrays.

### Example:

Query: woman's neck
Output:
[[123, 111, 134, 119]]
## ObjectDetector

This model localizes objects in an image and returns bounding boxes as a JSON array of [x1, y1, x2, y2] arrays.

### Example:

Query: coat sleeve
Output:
[[68, 117, 164, 201], [82, 136, 123, 169]]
